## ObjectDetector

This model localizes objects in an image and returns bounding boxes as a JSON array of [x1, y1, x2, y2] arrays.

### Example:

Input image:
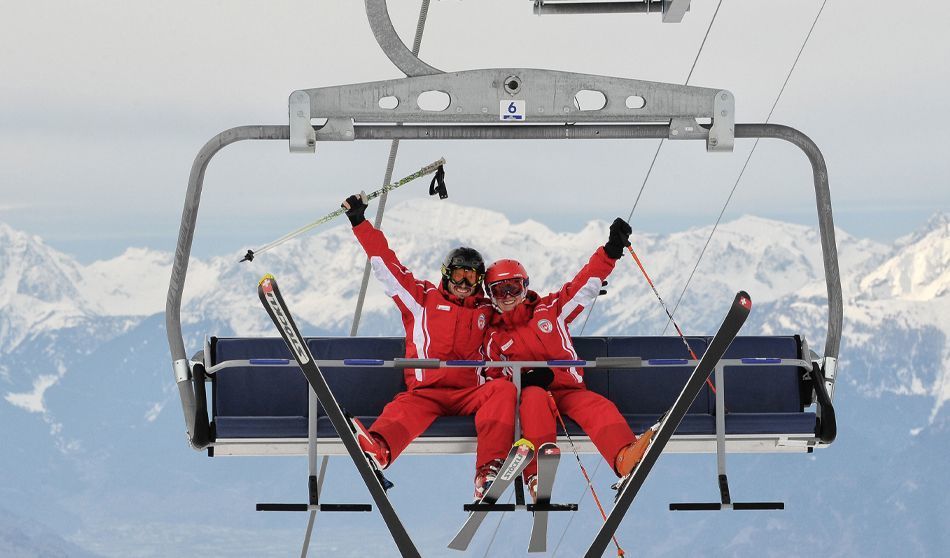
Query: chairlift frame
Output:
[[165, 1, 841, 554]]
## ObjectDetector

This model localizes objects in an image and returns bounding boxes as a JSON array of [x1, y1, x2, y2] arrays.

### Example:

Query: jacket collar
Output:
[[491, 290, 540, 326]]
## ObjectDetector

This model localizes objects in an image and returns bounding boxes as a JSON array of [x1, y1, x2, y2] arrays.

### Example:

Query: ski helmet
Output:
[[485, 259, 529, 303], [441, 246, 486, 287], [485, 259, 529, 287]]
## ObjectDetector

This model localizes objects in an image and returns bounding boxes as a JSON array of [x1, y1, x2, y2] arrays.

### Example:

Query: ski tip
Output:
[[515, 438, 536, 452], [736, 291, 752, 311], [539, 442, 561, 456], [259, 274, 276, 289]]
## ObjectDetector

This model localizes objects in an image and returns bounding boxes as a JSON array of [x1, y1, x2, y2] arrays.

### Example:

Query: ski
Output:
[[528, 442, 561, 553], [584, 291, 752, 558], [258, 274, 420, 558], [447, 438, 536, 551]]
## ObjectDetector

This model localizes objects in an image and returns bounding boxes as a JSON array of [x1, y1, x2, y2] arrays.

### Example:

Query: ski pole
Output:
[[626, 244, 718, 395], [240, 157, 446, 262], [547, 393, 626, 557]]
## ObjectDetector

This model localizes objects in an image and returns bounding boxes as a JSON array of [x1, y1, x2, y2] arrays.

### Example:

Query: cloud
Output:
[[144, 402, 164, 422]]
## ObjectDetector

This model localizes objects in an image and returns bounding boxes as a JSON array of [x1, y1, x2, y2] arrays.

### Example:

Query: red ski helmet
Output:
[[485, 259, 529, 287]]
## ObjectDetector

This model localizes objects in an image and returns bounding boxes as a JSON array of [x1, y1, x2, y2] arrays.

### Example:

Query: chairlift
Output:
[[165, 2, 840, 555]]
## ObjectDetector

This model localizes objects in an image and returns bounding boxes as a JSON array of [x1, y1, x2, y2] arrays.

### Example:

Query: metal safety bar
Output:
[[203, 356, 812, 375]]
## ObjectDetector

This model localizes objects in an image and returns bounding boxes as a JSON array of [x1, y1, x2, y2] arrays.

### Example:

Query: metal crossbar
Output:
[[204, 356, 812, 375]]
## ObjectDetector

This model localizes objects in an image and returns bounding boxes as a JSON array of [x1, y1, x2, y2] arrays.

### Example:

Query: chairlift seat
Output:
[[208, 335, 821, 456]]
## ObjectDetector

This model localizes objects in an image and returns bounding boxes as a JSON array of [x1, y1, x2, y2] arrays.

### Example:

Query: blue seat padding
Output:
[[216, 416, 308, 438], [718, 336, 802, 414], [210, 335, 816, 441], [308, 415, 477, 439], [309, 337, 407, 418], [725, 413, 817, 434], [573, 337, 608, 395], [214, 338, 308, 436], [607, 337, 710, 416]]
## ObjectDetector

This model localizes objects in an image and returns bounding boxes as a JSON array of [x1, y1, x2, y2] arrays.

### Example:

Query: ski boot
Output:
[[346, 413, 394, 491], [473, 458, 504, 501]]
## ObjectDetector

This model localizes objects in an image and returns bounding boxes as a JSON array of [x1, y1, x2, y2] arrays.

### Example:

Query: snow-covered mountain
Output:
[[2, 200, 947, 419], [1, 203, 948, 557]]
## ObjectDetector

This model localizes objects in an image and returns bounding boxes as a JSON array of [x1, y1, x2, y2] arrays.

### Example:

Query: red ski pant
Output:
[[519, 385, 636, 478], [369, 380, 516, 470]]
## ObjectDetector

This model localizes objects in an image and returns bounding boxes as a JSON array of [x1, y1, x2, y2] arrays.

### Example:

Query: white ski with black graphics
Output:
[[528, 442, 562, 553], [257, 274, 419, 558], [447, 438, 536, 551], [584, 291, 752, 558]]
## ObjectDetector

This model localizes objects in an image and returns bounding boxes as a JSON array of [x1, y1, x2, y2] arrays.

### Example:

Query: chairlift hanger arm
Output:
[[735, 124, 841, 362], [166, 125, 289, 446], [364, 0, 690, 77], [364, 0, 440, 77], [289, 69, 734, 152]]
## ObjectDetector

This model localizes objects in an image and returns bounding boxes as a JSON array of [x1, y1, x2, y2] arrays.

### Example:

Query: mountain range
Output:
[[0, 200, 947, 556]]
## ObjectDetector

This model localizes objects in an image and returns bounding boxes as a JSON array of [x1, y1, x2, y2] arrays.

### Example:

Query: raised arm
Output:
[[547, 217, 632, 325], [344, 193, 431, 303]]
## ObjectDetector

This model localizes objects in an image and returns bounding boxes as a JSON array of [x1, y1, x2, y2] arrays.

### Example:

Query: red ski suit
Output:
[[484, 247, 636, 478], [352, 221, 515, 468]]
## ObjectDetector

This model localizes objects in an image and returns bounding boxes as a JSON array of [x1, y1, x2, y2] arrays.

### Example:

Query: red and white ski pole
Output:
[[547, 392, 626, 557], [626, 244, 718, 394]]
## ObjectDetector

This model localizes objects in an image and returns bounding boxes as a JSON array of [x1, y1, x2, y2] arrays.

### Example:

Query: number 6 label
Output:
[[500, 100, 526, 121]]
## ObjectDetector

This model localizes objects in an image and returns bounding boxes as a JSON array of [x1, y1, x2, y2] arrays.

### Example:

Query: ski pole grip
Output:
[[594, 357, 642, 369]]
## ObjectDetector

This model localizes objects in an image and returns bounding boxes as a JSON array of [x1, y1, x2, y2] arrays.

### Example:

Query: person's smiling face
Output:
[[489, 279, 526, 313]]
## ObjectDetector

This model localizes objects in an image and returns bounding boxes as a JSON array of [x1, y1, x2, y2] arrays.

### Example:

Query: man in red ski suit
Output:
[[341, 193, 516, 498], [482, 217, 651, 498]]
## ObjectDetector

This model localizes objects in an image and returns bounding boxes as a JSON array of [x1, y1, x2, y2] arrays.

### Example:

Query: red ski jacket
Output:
[[353, 221, 493, 390], [484, 247, 618, 390]]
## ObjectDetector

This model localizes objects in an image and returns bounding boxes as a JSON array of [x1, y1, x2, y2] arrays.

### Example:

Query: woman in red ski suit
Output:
[[341, 193, 516, 498], [482, 218, 649, 496]]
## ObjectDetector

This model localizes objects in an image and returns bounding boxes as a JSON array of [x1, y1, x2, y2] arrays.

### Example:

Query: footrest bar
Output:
[[526, 503, 579, 512], [670, 502, 784, 511], [462, 503, 517, 512], [257, 503, 373, 512]]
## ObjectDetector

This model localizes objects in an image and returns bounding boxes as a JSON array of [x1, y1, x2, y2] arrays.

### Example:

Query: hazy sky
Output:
[[1, 0, 947, 262]]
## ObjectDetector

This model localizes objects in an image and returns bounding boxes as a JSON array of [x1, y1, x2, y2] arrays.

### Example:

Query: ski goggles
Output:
[[488, 279, 525, 299], [446, 266, 482, 287]]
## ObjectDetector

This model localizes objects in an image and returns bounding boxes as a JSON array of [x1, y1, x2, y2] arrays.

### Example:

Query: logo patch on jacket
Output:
[[436, 304, 451, 311], [537, 319, 554, 334], [477, 314, 486, 330], [501, 339, 514, 351]]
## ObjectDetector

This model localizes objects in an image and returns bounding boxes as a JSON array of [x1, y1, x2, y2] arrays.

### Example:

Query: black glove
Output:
[[341, 193, 368, 227], [522, 367, 554, 389], [604, 217, 632, 259]]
